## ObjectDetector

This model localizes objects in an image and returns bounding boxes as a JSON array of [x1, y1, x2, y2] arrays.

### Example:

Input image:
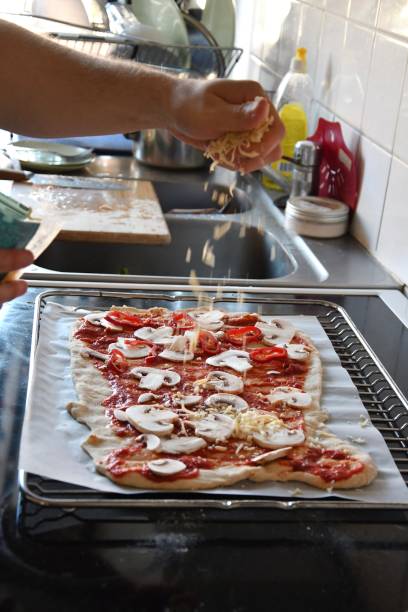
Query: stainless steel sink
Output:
[[36, 217, 295, 281], [27, 173, 328, 287], [153, 181, 251, 214]]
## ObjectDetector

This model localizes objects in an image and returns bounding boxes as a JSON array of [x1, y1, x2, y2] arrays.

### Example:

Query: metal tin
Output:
[[285, 196, 350, 238]]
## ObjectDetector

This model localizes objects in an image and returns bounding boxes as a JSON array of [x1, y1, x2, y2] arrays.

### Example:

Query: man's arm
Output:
[[0, 19, 284, 172]]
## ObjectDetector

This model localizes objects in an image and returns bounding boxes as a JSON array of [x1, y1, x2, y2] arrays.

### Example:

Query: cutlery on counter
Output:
[[0, 169, 130, 190]]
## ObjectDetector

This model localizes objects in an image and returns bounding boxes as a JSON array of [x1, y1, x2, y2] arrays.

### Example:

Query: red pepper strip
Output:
[[107, 349, 129, 373], [170, 311, 196, 331], [121, 338, 153, 347], [225, 325, 263, 347], [196, 330, 221, 355], [105, 310, 144, 328], [226, 314, 259, 326], [250, 346, 287, 363]]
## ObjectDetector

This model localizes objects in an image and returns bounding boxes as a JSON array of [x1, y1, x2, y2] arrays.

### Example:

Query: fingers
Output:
[[0, 249, 34, 273], [208, 79, 271, 133], [235, 111, 285, 173], [210, 79, 266, 104], [225, 97, 270, 133], [0, 280, 28, 305], [239, 144, 283, 174]]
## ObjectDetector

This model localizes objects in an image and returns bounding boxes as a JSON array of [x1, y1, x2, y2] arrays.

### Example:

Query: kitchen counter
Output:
[[84, 156, 400, 290], [1, 286, 408, 612]]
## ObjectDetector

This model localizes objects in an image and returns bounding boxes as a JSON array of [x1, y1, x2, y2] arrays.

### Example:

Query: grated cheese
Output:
[[233, 410, 283, 441], [204, 101, 274, 172]]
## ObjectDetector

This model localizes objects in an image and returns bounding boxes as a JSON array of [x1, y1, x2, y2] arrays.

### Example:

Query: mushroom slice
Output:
[[108, 337, 151, 359], [189, 309, 225, 331], [136, 433, 161, 451], [100, 317, 123, 331], [80, 347, 108, 361], [194, 413, 235, 442], [205, 370, 244, 393], [206, 350, 252, 373], [253, 426, 305, 450], [160, 436, 207, 455], [147, 458, 187, 476], [84, 310, 109, 326], [113, 408, 128, 422], [268, 386, 312, 409], [255, 319, 296, 345], [126, 405, 177, 436], [252, 447, 292, 465], [131, 366, 180, 390], [134, 326, 174, 345], [284, 344, 309, 361], [174, 394, 202, 407], [159, 335, 195, 362], [138, 392, 160, 404], [205, 393, 248, 412]]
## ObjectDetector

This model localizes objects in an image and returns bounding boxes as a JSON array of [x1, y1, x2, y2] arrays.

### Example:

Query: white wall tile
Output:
[[305, 0, 326, 8], [362, 34, 408, 151], [351, 136, 391, 251], [349, 0, 379, 26], [260, 0, 294, 72], [309, 101, 334, 134], [336, 118, 360, 155], [326, 0, 349, 17], [250, 0, 267, 59], [394, 64, 408, 164], [297, 4, 323, 82], [314, 13, 347, 112], [334, 22, 374, 128], [376, 157, 408, 284], [277, 1, 301, 75], [377, 0, 408, 39]]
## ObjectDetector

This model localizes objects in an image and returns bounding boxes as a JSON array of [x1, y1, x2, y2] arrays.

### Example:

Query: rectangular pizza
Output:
[[68, 306, 377, 491]]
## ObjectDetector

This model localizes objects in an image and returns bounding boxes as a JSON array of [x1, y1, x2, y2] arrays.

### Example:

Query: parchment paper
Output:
[[19, 302, 408, 502]]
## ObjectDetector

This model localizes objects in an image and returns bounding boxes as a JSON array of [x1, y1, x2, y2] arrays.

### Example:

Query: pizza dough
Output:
[[68, 306, 377, 491]]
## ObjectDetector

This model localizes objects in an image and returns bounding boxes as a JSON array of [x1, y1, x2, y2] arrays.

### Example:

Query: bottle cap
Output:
[[290, 47, 308, 73]]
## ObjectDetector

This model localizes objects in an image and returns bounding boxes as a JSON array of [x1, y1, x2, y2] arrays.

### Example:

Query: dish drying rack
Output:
[[48, 22, 242, 78]]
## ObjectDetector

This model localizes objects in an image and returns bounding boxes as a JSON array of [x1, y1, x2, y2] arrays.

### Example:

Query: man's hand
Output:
[[167, 79, 285, 173], [0, 249, 33, 305]]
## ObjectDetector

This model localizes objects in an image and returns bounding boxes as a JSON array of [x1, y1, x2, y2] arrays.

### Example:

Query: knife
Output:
[[0, 169, 130, 190]]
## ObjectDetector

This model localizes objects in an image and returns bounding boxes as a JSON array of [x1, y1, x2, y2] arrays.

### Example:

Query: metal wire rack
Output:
[[49, 30, 242, 78], [18, 289, 408, 516]]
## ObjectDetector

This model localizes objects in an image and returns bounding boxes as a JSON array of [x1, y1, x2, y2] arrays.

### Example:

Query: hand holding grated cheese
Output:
[[205, 97, 274, 172]]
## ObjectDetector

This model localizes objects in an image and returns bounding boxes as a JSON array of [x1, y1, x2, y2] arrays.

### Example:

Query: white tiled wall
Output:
[[235, 0, 408, 288]]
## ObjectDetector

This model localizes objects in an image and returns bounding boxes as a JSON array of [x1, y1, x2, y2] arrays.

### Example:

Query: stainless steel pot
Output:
[[129, 129, 207, 170]]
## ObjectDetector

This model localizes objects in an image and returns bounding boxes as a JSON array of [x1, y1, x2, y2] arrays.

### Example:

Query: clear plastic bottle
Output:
[[263, 48, 314, 190]]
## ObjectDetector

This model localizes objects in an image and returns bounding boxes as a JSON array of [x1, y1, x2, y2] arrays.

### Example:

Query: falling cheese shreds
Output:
[[202, 240, 215, 268], [359, 415, 369, 428], [216, 283, 224, 299], [213, 222, 232, 241], [239, 224, 247, 239], [204, 102, 274, 171], [185, 247, 192, 263], [348, 436, 366, 445]]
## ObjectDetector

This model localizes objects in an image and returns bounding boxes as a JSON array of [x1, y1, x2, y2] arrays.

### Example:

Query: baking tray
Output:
[[19, 289, 408, 510]]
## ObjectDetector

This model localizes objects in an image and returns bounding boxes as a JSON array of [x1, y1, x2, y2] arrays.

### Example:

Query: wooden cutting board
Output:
[[11, 179, 170, 244]]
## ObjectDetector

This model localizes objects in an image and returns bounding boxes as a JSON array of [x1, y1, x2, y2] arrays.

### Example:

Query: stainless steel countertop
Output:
[[25, 155, 400, 290]]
